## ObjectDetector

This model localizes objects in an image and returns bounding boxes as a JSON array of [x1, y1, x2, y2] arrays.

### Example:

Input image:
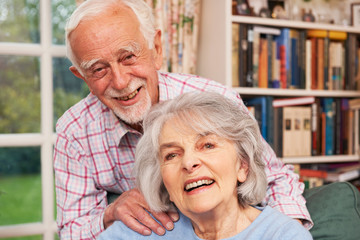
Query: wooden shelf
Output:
[[235, 87, 360, 97], [231, 16, 360, 34], [282, 155, 360, 164]]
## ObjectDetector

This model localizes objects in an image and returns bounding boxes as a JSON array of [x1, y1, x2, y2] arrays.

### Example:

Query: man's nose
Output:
[[110, 64, 130, 90]]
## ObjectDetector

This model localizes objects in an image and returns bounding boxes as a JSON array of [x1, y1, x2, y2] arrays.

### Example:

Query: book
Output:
[[317, 38, 325, 90], [275, 28, 291, 89], [349, 98, 360, 110], [305, 39, 312, 90], [326, 165, 360, 182], [258, 37, 268, 88], [246, 97, 267, 140], [290, 29, 299, 89], [341, 99, 350, 154], [334, 99, 341, 154], [253, 26, 281, 35], [311, 98, 321, 156], [273, 106, 283, 157], [354, 109, 359, 155], [298, 30, 306, 89], [272, 96, 315, 108], [310, 37, 317, 90], [246, 25, 254, 87], [282, 106, 312, 157], [307, 30, 347, 41], [238, 24, 248, 87], [232, 23, 240, 87], [246, 97, 273, 143], [252, 28, 260, 87], [321, 98, 335, 155], [300, 168, 328, 179]]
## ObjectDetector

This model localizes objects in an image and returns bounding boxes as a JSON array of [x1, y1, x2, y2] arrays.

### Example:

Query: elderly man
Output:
[[54, 0, 312, 239]]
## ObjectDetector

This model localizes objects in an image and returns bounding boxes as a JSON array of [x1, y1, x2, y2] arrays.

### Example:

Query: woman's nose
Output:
[[182, 154, 201, 172]]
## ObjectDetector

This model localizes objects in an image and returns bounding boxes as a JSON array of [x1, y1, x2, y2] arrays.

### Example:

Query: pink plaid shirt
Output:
[[54, 72, 312, 239]]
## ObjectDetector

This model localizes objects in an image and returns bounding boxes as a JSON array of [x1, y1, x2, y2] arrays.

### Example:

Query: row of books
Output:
[[232, 24, 360, 90], [245, 96, 360, 158], [294, 163, 360, 189]]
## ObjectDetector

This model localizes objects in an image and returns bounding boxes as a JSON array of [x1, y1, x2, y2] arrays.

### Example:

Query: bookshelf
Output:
[[197, 0, 360, 164]]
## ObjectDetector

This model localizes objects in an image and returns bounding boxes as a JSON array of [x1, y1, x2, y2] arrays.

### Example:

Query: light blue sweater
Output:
[[98, 206, 312, 239]]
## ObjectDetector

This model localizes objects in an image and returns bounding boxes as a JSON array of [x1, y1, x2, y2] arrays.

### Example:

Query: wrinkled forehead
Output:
[[161, 110, 216, 137]]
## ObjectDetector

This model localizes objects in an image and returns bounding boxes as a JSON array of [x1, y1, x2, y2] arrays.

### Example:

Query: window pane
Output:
[[0, 147, 42, 226], [0, 235, 42, 240], [52, 0, 77, 45], [0, 0, 40, 43], [53, 57, 89, 128], [0, 55, 40, 134]]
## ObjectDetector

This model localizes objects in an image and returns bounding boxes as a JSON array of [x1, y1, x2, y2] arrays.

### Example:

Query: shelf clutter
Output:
[[225, 1, 360, 190], [232, 24, 360, 91], [245, 96, 360, 158], [245, 95, 360, 190]]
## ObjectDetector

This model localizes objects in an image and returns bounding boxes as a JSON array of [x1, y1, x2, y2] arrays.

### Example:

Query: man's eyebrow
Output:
[[80, 58, 101, 70], [118, 41, 141, 55], [80, 42, 141, 70]]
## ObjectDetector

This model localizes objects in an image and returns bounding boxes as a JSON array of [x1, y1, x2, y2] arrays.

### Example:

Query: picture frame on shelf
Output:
[[351, 2, 360, 26]]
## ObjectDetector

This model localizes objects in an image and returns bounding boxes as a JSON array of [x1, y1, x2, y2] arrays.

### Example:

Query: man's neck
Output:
[[129, 122, 143, 133]]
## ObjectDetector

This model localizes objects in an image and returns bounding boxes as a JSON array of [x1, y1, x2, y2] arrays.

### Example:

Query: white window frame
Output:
[[0, 0, 66, 239]]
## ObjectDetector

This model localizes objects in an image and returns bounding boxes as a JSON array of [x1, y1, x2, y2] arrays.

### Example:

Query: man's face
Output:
[[68, 6, 162, 126]]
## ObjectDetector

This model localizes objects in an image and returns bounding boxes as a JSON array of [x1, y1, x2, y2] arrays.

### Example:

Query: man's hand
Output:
[[103, 188, 179, 236]]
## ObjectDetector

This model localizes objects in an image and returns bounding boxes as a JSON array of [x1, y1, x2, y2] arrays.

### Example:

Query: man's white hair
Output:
[[65, 0, 156, 74]]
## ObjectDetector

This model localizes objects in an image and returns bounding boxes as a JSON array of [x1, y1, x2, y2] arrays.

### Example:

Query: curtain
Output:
[[145, 0, 202, 74]]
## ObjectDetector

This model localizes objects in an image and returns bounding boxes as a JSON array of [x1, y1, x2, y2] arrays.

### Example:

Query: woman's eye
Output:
[[165, 153, 177, 161], [204, 143, 215, 149]]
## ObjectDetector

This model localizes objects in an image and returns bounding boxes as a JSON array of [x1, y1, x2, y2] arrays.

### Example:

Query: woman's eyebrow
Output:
[[159, 142, 178, 151]]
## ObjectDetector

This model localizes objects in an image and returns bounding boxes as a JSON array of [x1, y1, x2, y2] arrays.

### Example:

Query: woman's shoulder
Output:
[[247, 206, 313, 240], [98, 212, 197, 240]]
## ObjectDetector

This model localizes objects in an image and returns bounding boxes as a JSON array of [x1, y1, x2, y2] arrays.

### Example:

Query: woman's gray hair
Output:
[[135, 91, 267, 212], [65, 0, 156, 73]]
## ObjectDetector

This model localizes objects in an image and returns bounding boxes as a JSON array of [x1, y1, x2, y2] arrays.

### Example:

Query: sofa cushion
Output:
[[303, 182, 360, 240]]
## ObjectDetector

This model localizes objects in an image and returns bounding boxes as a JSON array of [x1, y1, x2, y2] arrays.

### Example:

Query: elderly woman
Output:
[[99, 92, 312, 239]]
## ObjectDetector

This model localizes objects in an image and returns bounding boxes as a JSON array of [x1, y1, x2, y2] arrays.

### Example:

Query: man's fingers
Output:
[[150, 210, 178, 231], [167, 211, 179, 222], [120, 214, 152, 236], [132, 206, 167, 235]]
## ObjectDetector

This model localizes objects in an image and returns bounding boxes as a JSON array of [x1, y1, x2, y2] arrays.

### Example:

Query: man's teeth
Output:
[[185, 179, 214, 191], [118, 89, 138, 101]]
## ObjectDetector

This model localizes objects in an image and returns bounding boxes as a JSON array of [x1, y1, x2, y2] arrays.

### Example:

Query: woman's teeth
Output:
[[185, 179, 214, 191], [118, 89, 139, 101]]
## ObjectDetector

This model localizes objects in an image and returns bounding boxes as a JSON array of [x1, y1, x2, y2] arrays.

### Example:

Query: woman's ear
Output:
[[237, 161, 249, 183], [152, 29, 163, 70]]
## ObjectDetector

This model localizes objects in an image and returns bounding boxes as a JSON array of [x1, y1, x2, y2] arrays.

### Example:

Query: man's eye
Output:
[[90, 67, 106, 78], [123, 54, 136, 64], [125, 54, 134, 60]]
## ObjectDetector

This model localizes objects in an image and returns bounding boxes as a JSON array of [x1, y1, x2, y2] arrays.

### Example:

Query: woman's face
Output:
[[159, 118, 248, 216]]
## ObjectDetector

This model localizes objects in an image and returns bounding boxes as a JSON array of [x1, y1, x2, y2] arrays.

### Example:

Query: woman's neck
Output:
[[189, 205, 261, 240]]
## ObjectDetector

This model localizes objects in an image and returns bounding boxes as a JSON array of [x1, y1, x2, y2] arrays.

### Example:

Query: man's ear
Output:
[[153, 29, 163, 70], [69, 66, 85, 80], [69, 66, 93, 94]]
